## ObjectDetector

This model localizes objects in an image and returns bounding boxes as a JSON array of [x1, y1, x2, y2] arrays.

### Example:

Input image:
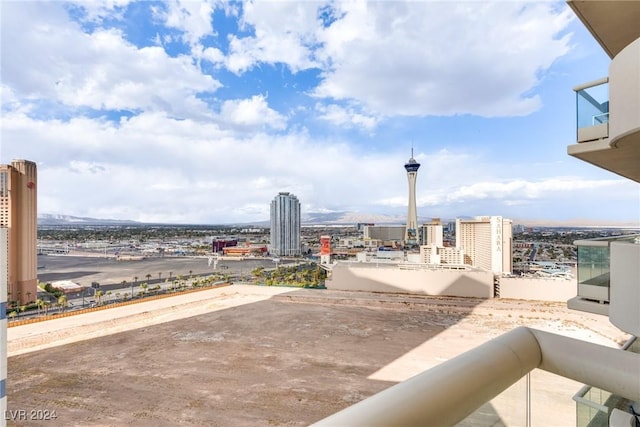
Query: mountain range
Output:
[[38, 212, 430, 227], [37, 213, 639, 229]]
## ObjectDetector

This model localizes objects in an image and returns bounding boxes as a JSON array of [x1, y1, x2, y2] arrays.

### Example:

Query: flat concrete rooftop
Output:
[[7, 285, 627, 426]]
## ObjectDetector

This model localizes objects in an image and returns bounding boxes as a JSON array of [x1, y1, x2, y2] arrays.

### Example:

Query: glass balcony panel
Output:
[[459, 374, 529, 426], [575, 387, 612, 427], [576, 82, 609, 128], [576, 246, 610, 287], [576, 81, 609, 142]]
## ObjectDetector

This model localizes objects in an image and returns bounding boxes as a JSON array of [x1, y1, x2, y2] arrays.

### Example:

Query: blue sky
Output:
[[1, 0, 638, 225]]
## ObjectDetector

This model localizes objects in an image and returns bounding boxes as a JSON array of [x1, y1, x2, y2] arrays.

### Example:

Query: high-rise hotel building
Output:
[[0, 160, 38, 306], [455, 216, 512, 274], [269, 192, 301, 257]]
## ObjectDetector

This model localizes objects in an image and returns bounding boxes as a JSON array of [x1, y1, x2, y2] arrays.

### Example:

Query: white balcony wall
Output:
[[609, 37, 640, 146], [609, 241, 640, 336], [577, 123, 608, 143]]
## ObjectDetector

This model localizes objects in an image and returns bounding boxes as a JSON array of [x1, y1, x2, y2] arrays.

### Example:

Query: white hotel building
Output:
[[456, 216, 513, 275]]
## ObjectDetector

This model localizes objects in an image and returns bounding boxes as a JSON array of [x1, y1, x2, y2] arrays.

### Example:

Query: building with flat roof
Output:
[[420, 218, 443, 247], [269, 192, 301, 256], [456, 216, 513, 275], [419, 244, 464, 266], [0, 160, 37, 306], [363, 225, 405, 243]]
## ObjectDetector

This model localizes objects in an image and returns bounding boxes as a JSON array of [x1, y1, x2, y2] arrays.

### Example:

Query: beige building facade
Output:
[[419, 218, 443, 247], [456, 216, 512, 274], [418, 244, 464, 265], [0, 160, 38, 306]]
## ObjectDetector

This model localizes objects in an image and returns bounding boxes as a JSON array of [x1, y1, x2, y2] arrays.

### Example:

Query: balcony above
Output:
[[574, 78, 609, 144], [569, 38, 640, 183], [568, 1, 640, 59]]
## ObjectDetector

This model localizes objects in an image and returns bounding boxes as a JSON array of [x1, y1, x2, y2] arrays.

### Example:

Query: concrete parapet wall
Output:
[[7, 284, 232, 356], [326, 264, 494, 298], [499, 277, 576, 302]]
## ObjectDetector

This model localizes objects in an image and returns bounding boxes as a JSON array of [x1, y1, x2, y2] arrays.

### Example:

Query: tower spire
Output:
[[404, 147, 421, 245]]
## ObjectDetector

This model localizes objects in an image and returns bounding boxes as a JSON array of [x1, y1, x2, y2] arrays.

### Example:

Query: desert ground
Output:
[[7, 284, 628, 427]]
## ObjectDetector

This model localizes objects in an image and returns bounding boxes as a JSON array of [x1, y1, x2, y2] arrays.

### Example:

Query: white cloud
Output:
[[1, 2, 220, 119], [66, 0, 134, 23], [315, 103, 378, 131], [2, 109, 638, 224], [213, 1, 574, 117], [224, 1, 321, 74], [6, 104, 635, 224], [160, 0, 218, 48], [432, 177, 627, 205], [311, 2, 574, 117], [219, 95, 287, 130]]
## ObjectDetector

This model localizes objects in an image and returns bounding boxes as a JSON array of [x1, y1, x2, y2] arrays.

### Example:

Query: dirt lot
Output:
[[6, 286, 627, 427]]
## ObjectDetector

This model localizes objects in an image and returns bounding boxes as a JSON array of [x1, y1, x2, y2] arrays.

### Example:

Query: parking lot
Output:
[[37, 254, 285, 287]]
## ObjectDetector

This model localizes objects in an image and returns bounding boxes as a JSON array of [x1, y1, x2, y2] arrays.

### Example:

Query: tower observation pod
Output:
[[404, 149, 421, 245]]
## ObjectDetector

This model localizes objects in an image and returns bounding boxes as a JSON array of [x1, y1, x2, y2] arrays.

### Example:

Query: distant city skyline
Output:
[[1, 1, 638, 225]]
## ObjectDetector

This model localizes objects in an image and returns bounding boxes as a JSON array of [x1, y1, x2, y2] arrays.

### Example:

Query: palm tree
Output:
[[19, 305, 26, 318], [43, 300, 51, 315], [145, 273, 152, 284], [26, 291, 32, 303], [115, 292, 121, 302], [122, 280, 131, 298], [95, 290, 104, 306], [106, 291, 112, 303], [189, 270, 193, 279], [35, 298, 43, 316], [8, 311, 17, 322], [252, 267, 264, 282], [58, 295, 68, 313]]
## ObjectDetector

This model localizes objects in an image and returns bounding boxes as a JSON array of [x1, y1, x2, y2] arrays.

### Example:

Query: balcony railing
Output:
[[575, 78, 609, 143], [573, 337, 639, 427], [313, 327, 640, 426], [570, 235, 640, 313]]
